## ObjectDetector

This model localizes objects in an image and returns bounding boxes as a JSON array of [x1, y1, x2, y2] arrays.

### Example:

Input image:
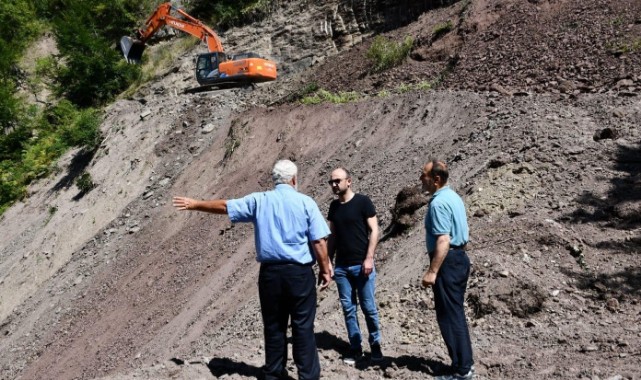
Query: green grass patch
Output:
[[611, 38, 641, 54], [432, 20, 453, 40], [366, 35, 414, 73], [300, 81, 434, 103], [300, 89, 361, 105]]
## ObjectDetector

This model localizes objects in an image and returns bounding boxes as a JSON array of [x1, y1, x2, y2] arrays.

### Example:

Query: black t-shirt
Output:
[[327, 193, 376, 266]]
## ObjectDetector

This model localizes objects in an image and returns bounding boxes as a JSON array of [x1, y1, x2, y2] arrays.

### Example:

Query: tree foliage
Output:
[[190, 0, 275, 29], [52, 0, 142, 107], [0, 0, 137, 212], [0, 0, 41, 50]]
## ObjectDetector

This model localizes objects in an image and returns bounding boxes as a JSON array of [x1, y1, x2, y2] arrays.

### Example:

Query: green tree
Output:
[[52, 0, 141, 107], [0, 0, 41, 50], [190, 0, 274, 29]]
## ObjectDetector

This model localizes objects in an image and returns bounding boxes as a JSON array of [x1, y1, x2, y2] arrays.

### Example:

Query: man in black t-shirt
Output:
[[327, 168, 383, 364]]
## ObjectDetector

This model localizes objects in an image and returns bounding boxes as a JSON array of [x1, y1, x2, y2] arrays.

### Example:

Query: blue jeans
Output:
[[333, 264, 381, 350]]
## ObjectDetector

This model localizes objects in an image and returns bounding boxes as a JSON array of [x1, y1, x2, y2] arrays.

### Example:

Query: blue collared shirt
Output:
[[424, 186, 469, 253], [227, 184, 330, 264]]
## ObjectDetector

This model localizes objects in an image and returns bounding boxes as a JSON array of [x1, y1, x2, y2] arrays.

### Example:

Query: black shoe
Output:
[[370, 343, 384, 363], [435, 367, 474, 380], [342, 348, 363, 365]]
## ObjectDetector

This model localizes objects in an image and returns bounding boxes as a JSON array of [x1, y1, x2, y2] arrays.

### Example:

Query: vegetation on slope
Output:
[[0, 0, 274, 214], [0, 0, 150, 213]]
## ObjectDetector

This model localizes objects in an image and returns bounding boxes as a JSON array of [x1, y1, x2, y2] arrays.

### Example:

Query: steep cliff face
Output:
[[223, 0, 458, 76]]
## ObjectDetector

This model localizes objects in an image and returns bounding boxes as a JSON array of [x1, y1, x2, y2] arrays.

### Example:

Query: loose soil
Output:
[[1, 0, 640, 379]]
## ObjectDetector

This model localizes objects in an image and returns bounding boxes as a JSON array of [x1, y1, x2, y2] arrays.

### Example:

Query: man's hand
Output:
[[362, 256, 374, 276], [318, 270, 332, 291], [421, 269, 437, 287], [173, 196, 195, 210]]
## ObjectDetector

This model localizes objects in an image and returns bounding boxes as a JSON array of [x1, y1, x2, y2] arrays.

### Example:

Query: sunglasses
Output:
[[327, 178, 346, 185]]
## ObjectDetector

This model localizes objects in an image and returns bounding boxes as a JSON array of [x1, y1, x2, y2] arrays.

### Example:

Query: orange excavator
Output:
[[119, 2, 277, 88]]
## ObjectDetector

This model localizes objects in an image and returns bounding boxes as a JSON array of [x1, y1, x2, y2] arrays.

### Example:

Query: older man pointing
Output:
[[173, 159, 332, 380]]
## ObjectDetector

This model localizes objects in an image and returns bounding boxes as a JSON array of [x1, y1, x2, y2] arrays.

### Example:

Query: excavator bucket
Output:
[[119, 36, 146, 64]]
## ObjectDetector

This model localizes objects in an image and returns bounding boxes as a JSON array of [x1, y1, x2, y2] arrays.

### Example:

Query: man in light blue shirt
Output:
[[420, 160, 474, 380], [173, 160, 331, 380]]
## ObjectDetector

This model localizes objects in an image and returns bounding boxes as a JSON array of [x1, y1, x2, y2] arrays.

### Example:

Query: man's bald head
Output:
[[426, 160, 449, 184]]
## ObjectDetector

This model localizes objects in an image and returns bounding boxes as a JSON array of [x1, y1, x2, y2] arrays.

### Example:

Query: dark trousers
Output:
[[258, 263, 320, 380], [431, 249, 474, 374]]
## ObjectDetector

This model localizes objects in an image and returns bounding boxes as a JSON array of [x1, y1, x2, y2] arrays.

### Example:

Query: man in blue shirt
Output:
[[420, 160, 474, 380], [173, 160, 332, 380]]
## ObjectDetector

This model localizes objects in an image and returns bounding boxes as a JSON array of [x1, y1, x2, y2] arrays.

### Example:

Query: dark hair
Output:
[[429, 160, 449, 184]]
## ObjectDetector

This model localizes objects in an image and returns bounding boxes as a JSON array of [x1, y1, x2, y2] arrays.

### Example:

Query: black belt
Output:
[[261, 261, 313, 267], [450, 244, 467, 250]]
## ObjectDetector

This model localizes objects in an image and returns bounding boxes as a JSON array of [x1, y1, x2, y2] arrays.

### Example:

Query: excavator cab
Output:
[[195, 52, 228, 85]]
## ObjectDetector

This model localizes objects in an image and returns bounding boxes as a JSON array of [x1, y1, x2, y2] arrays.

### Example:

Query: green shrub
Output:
[[60, 108, 102, 150], [0, 101, 102, 213], [35, 56, 57, 78], [0, 164, 26, 213], [432, 20, 453, 40], [190, 0, 275, 29], [21, 133, 66, 181], [0, 81, 21, 132], [76, 172, 94, 193], [366, 35, 414, 73], [43, 100, 102, 149]]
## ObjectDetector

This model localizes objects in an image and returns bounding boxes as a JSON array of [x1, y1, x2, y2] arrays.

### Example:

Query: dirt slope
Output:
[[1, 0, 640, 379]]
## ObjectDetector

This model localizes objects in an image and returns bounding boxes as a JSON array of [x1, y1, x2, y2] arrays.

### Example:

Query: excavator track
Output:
[[183, 82, 256, 94]]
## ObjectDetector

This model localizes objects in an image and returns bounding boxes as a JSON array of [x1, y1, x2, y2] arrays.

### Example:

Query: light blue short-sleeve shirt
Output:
[[227, 184, 330, 264], [424, 186, 469, 253]]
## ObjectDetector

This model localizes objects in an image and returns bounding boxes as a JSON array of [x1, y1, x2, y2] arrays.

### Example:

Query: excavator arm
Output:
[[120, 2, 277, 87], [120, 2, 224, 63]]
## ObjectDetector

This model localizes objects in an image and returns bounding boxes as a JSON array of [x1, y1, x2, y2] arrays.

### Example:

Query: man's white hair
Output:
[[272, 159, 298, 185]]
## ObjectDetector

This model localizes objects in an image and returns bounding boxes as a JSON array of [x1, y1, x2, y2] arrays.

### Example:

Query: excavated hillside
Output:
[[1, 0, 640, 379]]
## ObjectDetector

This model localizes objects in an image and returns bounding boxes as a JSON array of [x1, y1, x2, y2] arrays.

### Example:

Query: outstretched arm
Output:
[[172, 196, 228, 214]]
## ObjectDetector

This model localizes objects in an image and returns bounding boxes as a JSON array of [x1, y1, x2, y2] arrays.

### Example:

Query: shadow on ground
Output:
[[50, 148, 96, 199], [566, 139, 641, 230], [316, 330, 447, 375], [561, 266, 641, 301], [207, 357, 262, 378]]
